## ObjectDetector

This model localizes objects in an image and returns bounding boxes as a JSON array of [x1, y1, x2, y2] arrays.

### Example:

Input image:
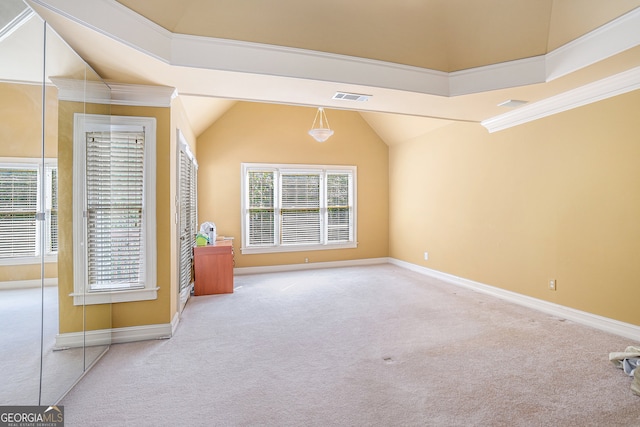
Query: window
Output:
[[72, 114, 157, 305], [0, 159, 57, 264], [177, 131, 197, 306], [241, 163, 356, 254]]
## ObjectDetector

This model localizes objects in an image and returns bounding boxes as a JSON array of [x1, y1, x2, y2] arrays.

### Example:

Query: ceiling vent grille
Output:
[[332, 92, 371, 102], [497, 99, 528, 108]]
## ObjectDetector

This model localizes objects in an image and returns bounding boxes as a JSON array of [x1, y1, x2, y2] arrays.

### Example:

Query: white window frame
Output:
[[241, 163, 357, 255], [0, 157, 57, 266], [72, 114, 158, 305]]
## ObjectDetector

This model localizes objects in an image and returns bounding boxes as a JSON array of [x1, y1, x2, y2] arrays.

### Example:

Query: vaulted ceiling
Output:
[[115, 0, 637, 72], [18, 1, 640, 143]]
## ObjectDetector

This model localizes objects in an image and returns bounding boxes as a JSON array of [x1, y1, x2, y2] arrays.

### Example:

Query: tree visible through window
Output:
[[242, 163, 356, 254]]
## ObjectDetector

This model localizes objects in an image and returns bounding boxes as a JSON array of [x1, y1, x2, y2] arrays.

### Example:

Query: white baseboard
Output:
[[389, 258, 640, 342], [234, 257, 389, 276], [0, 278, 58, 290], [55, 316, 178, 349]]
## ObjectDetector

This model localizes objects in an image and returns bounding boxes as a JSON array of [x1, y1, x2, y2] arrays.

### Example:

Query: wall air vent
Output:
[[332, 92, 371, 102]]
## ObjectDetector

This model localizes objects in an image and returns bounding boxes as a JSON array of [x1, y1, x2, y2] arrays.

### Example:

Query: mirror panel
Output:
[[0, 0, 46, 405], [0, 0, 112, 405], [40, 23, 112, 404]]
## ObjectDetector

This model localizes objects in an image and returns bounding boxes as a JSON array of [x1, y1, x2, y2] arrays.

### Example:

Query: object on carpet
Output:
[[633, 368, 640, 397], [610, 346, 640, 376]]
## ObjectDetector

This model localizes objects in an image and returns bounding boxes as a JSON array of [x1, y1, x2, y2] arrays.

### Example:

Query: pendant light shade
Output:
[[308, 107, 334, 142]]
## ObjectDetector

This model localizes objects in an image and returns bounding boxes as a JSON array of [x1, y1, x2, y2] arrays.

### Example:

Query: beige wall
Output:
[[197, 102, 389, 268], [57, 100, 112, 332], [389, 89, 640, 326], [0, 82, 59, 283], [58, 102, 175, 332]]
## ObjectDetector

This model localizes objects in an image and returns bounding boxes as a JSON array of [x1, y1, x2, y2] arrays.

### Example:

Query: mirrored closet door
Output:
[[0, 0, 112, 405]]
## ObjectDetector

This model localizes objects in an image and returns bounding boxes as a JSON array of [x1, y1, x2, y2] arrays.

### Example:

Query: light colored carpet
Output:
[[0, 286, 108, 405], [60, 264, 640, 426]]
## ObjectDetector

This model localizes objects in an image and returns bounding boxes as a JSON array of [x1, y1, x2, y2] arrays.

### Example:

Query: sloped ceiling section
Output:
[[23, 0, 640, 143]]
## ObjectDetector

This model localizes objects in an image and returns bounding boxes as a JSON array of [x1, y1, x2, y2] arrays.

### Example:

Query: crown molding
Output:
[[546, 6, 640, 81], [27, 0, 640, 130], [170, 33, 451, 96], [50, 77, 176, 106], [481, 65, 640, 133], [449, 55, 546, 96], [29, 0, 640, 99], [108, 82, 177, 107], [0, 8, 34, 43], [49, 77, 111, 104]]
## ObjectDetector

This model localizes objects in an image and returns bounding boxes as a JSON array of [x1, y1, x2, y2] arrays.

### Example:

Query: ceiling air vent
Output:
[[333, 92, 371, 102], [497, 99, 528, 108]]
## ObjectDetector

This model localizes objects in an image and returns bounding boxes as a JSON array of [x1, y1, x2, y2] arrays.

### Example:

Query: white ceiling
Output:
[[17, 1, 640, 144]]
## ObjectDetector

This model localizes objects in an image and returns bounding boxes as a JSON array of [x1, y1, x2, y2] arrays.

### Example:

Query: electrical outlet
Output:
[[549, 279, 556, 291], [304, 257, 309, 263], [424, 252, 429, 260]]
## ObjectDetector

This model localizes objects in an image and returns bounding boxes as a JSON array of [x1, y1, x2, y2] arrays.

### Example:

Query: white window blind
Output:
[[242, 163, 356, 254], [72, 114, 157, 305], [248, 170, 275, 246], [46, 165, 58, 254], [85, 130, 145, 290], [326, 172, 352, 242], [178, 147, 197, 295], [0, 167, 37, 258], [0, 162, 58, 261], [281, 173, 321, 245]]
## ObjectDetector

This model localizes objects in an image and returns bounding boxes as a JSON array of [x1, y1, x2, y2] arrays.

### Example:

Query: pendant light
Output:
[[308, 107, 334, 142]]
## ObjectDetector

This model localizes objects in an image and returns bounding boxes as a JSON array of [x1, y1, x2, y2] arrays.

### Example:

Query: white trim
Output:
[[546, 6, 640, 81], [25, 1, 640, 98], [170, 33, 451, 96], [0, 9, 35, 43], [170, 311, 180, 336], [72, 114, 158, 305], [51, 78, 177, 107], [0, 278, 57, 290], [233, 257, 388, 276], [240, 163, 357, 254], [108, 82, 178, 107], [449, 56, 546, 96], [0, 255, 57, 266], [70, 287, 159, 306], [49, 78, 111, 104], [389, 258, 640, 342], [54, 318, 176, 349], [0, 158, 59, 260], [481, 65, 640, 132]]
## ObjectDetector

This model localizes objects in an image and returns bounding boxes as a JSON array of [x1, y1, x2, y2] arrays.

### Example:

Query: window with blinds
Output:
[[248, 170, 275, 246], [46, 166, 58, 254], [0, 162, 58, 261], [72, 113, 157, 305], [242, 163, 356, 254], [85, 131, 145, 290]]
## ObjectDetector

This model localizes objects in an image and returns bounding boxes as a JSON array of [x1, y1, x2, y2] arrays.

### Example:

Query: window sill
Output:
[[0, 255, 58, 266], [71, 287, 159, 306], [241, 242, 357, 255]]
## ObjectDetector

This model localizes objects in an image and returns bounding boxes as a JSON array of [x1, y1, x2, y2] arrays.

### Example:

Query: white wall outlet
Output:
[[549, 279, 556, 291], [424, 252, 429, 260], [304, 257, 309, 263]]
